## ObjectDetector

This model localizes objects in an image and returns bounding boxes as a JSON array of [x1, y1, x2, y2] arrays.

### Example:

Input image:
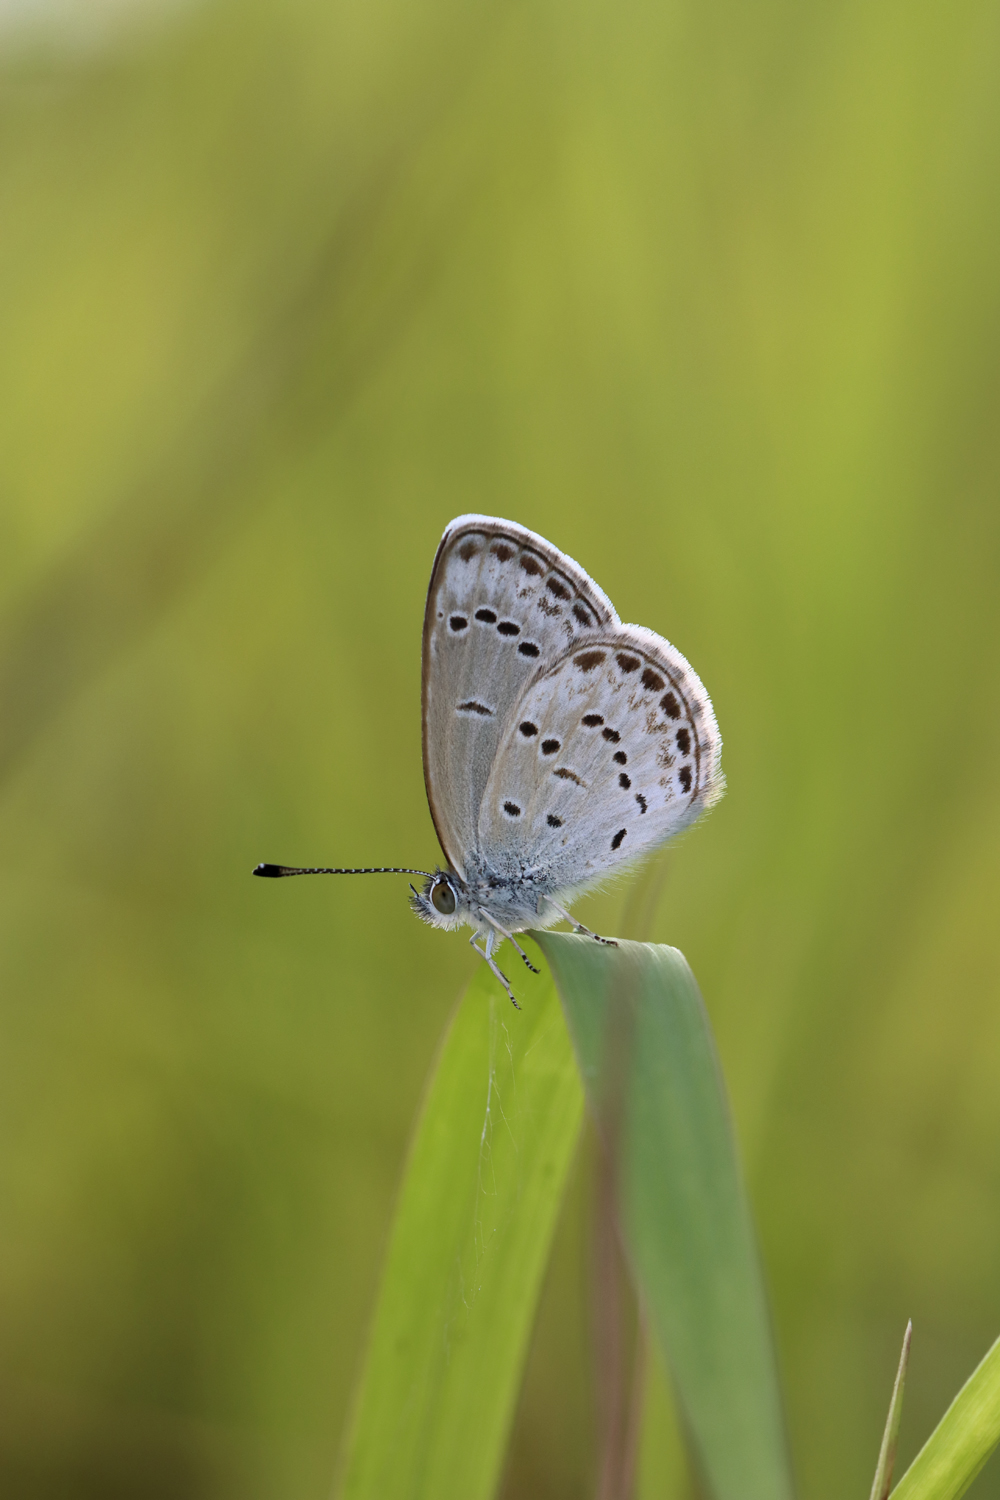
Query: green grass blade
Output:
[[870, 1322, 913, 1500], [337, 957, 584, 1500], [536, 932, 794, 1500], [636, 1337, 689, 1499], [891, 1335, 1000, 1500]]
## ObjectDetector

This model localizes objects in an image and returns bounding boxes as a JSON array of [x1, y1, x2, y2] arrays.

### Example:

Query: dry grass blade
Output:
[[870, 1322, 913, 1500]]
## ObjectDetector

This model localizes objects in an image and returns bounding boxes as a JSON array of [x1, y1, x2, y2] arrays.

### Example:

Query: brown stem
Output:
[[593, 1125, 629, 1500]]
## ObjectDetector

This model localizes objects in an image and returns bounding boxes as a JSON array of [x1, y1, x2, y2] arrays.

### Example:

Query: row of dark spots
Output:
[[581, 707, 639, 797], [518, 722, 585, 773], [519, 548, 592, 626], [582, 711, 634, 790], [449, 611, 540, 657], [458, 535, 539, 575], [502, 802, 563, 828], [582, 703, 691, 803], [518, 723, 564, 759], [493, 539, 595, 625], [456, 536, 596, 626], [572, 649, 680, 709], [582, 714, 624, 751], [450, 605, 581, 646], [575, 650, 666, 686], [541, 572, 595, 628]]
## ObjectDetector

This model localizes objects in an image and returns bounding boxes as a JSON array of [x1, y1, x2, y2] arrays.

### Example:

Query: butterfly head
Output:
[[410, 869, 471, 931]]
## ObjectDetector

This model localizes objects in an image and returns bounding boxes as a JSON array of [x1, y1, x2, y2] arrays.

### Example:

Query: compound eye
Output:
[[430, 878, 457, 915]]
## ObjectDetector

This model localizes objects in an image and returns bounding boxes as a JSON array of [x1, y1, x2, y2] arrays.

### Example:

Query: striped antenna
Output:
[[253, 863, 433, 878]]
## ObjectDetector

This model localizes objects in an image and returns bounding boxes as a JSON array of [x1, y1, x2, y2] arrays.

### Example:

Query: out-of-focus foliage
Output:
[[340, 957, 582, 1500], [0, 0, 998, 1496], [894, 1335, 1000, 1500], [540, 933, 793, 1500]]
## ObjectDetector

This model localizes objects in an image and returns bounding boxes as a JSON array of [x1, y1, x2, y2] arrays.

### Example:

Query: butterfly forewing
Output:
[[477, 627, 724, 889], [421, 515, 617, 877]]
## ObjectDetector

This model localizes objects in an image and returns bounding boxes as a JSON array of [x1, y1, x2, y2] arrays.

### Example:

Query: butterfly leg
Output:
[[469, 932, 522, 1010], [479, 910, 541, 975], [543, 897, 618, 947]]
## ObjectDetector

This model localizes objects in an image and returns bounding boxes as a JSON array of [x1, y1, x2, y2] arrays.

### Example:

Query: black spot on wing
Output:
[[547, 814, 562, 828], [574, 650, 606, 672], [613, 750, 627, 765], [619, 773, 631, 789], [518, 641, 540, 657], [554, 767, 585, 786], [449, 615, 468, 631], [541, 739, 560, 755], [475, 608, 497, 623], [547, 575, 571, 600], [503, 800, 521, 817], [679, 766, 692, 792], [611, 828, 627, 850], [661, 692, 681, 719], [520, 551, 544, 576], [497, 620, 520, 636], [457, 700, 493, 716], [519, 721, 538, 737], [642, 667, 665, 691], [582, 713, 604, 727], [458, 539, 479, 562], [602, 728, 620, 743], [492, 542, 514, 562], [676, 728, 691, 755], [573, 602, 594, 627], [636, 793, 647, 814], [616, 652, 641, 673]]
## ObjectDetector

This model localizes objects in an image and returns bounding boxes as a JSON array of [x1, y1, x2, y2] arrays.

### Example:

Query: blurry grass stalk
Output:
[[890, 1333, 1000, 1500], [537, 932, 795, 1500], [340, 911, 792, 1500], [590, 976, 642, 1500], [336, 959, 584, 1500], [590, 854, 678, 1500], [869, 1321, 912, 1500]]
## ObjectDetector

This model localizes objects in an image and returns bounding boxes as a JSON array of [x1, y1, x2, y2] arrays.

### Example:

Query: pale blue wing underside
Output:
[[421, 515, 616, 880], [477, 626, 724, 895]]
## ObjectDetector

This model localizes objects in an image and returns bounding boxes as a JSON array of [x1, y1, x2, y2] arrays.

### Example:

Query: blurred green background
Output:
[[1, 0, 998, 1495]]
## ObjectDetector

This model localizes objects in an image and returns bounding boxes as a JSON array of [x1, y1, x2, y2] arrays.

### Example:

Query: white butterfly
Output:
[[256, 516, 724, 1006]]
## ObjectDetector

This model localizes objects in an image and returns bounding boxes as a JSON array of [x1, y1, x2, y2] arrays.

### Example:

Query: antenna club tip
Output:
[[253, 863, 286, 877]]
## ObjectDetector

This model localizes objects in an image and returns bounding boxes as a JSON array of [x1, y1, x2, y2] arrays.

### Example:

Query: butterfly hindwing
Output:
[[477, 626, 724, 892], [421, 515, 617, 878]]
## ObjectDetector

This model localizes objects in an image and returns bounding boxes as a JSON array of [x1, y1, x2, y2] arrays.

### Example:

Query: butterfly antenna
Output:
[[253, 864, 433, 878]]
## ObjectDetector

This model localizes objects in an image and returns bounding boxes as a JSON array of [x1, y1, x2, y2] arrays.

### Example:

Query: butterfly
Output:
[[255, 515, 724, 1006]]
